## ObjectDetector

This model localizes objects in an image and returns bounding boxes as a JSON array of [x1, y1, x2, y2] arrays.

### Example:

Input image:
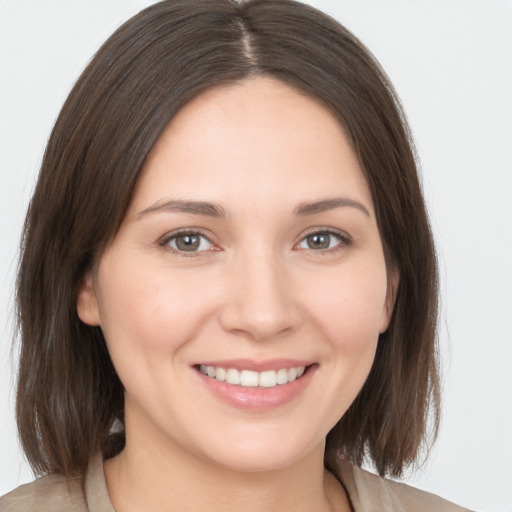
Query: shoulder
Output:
[[336, 460, 474, 512], [0, 474, 87, 512]]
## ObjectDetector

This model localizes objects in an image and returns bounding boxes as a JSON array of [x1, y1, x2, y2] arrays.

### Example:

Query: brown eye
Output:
[[167, 233, 212, 252]]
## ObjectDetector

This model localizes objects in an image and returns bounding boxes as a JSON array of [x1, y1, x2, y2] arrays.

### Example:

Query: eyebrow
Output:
[[137, 199, 227, 218], [293, 197, 371, 217], [137, 196, 370, 219]]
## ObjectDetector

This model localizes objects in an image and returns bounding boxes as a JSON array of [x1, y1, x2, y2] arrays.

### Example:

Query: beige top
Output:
[[0, 454, 473, 512]]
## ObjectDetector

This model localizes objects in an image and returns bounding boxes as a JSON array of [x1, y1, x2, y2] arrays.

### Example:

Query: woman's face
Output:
[[78, 77, 395, 472]]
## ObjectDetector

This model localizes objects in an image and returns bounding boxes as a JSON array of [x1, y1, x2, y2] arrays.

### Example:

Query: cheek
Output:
[[306, 265, 387, 420], [94, 261, 219, 371], [303, 260, 387, 399], [307, 261, 388, 343]]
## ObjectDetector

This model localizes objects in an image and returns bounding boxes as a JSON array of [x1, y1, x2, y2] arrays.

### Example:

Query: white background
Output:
[[0, 1, 510, 511]]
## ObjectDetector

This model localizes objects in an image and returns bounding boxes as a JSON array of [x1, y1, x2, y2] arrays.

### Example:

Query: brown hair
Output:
[[16, 0, 439, 481]]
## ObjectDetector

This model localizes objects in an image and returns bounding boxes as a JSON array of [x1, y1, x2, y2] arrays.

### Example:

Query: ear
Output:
[[379, 267, 399, 333], [77, 272, 101, 326]]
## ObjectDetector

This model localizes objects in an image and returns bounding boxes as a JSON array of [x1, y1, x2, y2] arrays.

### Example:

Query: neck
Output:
[[104, 430, 350, 512]]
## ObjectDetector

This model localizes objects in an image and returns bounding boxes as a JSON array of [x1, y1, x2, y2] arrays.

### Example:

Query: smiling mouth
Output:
[[197, 364, 309, 388]]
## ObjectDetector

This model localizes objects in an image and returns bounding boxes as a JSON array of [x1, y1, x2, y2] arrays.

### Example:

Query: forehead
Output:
[[129, 77, 373, 217]]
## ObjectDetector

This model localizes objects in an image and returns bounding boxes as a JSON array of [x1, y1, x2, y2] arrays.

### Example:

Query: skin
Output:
[[78, 77, 396, 512]]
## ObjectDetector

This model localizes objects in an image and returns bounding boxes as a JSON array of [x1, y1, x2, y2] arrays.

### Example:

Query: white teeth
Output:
[[259, 370, 277, 388], [215, 367, 226, 381], [240, 370, 259, 387], [226, 368, 241, 385], [276, 368, 288, 385], [199, 365, 307, 388]]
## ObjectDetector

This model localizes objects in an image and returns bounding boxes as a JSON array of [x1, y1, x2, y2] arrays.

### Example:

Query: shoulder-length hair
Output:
[[16, 0, 439, 481]]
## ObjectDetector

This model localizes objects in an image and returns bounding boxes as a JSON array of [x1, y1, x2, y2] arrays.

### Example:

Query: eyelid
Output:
[[294, 227, 352, 251], [157, 226, 351, 254], [158, 229, 218, 254]]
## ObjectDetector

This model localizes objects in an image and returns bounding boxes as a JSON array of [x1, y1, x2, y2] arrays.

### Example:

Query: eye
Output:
[[164, 232, 214, 252], [296, 230, 348, 251]]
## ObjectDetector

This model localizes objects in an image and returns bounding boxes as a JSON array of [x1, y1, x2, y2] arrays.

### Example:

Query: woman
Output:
[[1, 1, 472, 510]]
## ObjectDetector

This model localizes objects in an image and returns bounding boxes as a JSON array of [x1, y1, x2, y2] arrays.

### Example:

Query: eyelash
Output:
[[159, 230, 216, 257], [158, 228, 352, 256], [295, 228, 352, 255]]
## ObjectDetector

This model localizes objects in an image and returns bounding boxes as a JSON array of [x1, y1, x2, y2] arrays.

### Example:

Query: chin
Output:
[[190, 428, 323, 473]]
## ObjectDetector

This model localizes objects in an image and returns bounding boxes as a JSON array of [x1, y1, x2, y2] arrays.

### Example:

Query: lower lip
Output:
[[195, 365, 317, 411]]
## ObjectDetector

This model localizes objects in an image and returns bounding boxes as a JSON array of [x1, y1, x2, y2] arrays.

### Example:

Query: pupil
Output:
[[308, 233, 329, 249], [177, 234, 200, 251]]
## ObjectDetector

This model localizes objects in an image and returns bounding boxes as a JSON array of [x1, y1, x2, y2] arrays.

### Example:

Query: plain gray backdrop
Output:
[[1, 1, 511, 511]]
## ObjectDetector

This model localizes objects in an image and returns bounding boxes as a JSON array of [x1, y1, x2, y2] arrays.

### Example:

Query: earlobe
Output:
[[77, 272, 101, 326], [379, 268, 399, 333]]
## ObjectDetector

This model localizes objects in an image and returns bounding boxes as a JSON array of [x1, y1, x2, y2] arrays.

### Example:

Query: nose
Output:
[[219, 248, 302, 341]]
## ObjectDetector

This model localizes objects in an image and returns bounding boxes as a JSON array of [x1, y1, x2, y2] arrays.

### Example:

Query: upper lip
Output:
[[194, 359, 315, 372]]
